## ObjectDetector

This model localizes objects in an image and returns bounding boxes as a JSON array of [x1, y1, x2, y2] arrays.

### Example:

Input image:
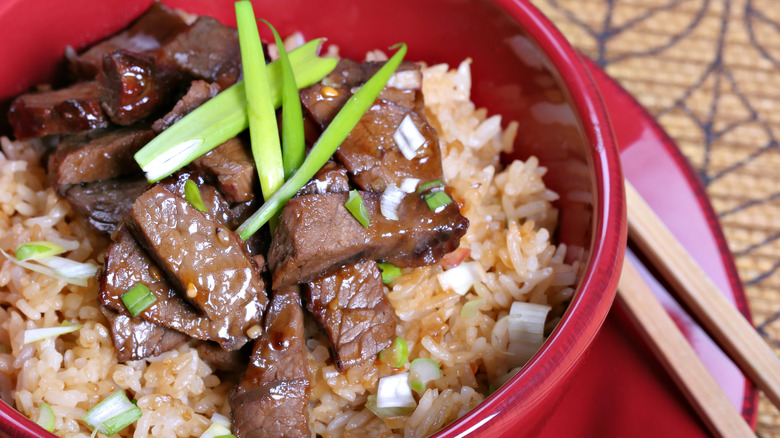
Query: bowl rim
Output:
[[431, 0, 626, 436]]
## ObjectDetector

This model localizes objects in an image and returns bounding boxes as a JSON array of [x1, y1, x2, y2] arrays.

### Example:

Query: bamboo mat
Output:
[[528, 0, 780, 434]]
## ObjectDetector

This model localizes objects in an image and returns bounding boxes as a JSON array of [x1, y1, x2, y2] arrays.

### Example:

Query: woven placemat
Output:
[[529, 0, 780, 435]]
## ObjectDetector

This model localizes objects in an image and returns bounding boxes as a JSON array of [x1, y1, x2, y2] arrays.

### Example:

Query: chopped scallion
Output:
[[15, 241, 65, 261], [236, 2, 284, 200], [423, 191, 453, 212], [345, 190, 371, 227], [393, 114, 426, 160], [23, 322, 81, 344], [380, 184, 405, 221], [200, 421, 234, 438], [460, 298, 486, 319], [417, 180, 444, 193], [82, 390, 142, 436], [377, 262, 402, 284], [236, 43, 408, 240], [1, 249, 91, 286], [379, 337, 408, 367], [376, 372, 416, 409], [408, 358, 441, 393], [134, 39, 337, 183], [120, 283, 157, 317], [261, 19, 305, 179], [437, 261, 486, 296], [399, 177, 420, 193], [365, 395, 414, 419], [184, 180, 208, 213], [36, 402, 55, 432]]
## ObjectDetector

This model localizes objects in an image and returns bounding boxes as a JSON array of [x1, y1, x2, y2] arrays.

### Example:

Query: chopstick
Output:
[[625, 180, 780, 410], [617, 258, 754, 437]]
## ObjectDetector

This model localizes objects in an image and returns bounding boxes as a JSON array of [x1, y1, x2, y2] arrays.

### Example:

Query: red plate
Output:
[[536, 60, 758, 436]]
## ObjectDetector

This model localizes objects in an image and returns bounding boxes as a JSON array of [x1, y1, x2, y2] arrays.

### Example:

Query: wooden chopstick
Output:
[[617, 258, 754, 437], [625, 180, 780, 409]]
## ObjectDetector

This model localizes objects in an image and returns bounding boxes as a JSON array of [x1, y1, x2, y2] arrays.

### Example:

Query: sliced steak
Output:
[[157, 16, 241, 88], [7, 82, 108, 139], [268, 190, 468, 287], [159, 171, 245, 229], [100, 226, 253, 350], [152, 80, 221, 133], [297, 161, 350, 196], [68, 2, 189, 79], [299, 83, 351, 129], [49, 125, 153, 186], [101, 305, 188, 362], [306, 260, 395, 370], [191, 137, 255, 203], [230, 286, 310, 438], [127, 185, 268, 345], [98, 50, 180, 125], [336, 100, 443, 192], [196, 341, 250, 373], [61, 175, 148, 235]]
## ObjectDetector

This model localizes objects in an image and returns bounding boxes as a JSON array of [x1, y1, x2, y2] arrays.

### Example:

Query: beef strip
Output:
[[98, 50, 181, 125], [306, 260, 395, 370], [299, 83, 351, 129], [48, 125, 153, 186], [335, 99, 443, 192], [152, 80, 221, 133], [268, 190, 468, 288], [61, 175, 148, 235], [127, 185, 268, 344], [100, 226, 253, 351], [159, 171, 247, 229], [67, 2, 189, 79], [195, 341, 250, 373], [296, 161, 350, 196], [7, 82, 109, 139], [191, 137, 256, 203], [157, 16, 241, 88], [100, 305, 188, 362], [230, 286, 310, 438]]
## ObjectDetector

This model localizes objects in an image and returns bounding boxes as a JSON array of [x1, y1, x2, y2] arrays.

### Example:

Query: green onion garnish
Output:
[[261, 20, 305, 179], [417, 179, 444, 193], [120, 283, 157, 317], [460, 298, 485, 319], [236, 2, 284, 201], [15, 241, 65, 261], [378, 262, 402, 284], [408, 357, 441, 393], [345, 190, 371, 227], [184, 180, 207, 213], [424, 191, 453, 212], [379, 337, 408, 367], [200, 422, 235, 438], [365, 394, 414, 418], [23, 321, 82, 344], [134, 39, 337, 183], [82, 390, 142, 436], [36, 402, 55, 432], [236, 43, 408, 239]]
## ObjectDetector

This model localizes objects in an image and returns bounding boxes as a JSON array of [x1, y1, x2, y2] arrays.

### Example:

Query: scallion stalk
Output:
[[379, 337, 408, 367], [120, 283, 157, 317], [134, 39, 337, 183], [15, 241, 65, 261], [82, 390, 142, 436], [235, 2, 284, 200], [345, 190, 371, 227], [417, 180, 444, 193], [184, 180, 208, 213], [261, 20, 305, 179], [423, 190, 453, 212], [236, 43, 408, 239], [377, 262, 402, 284], [23, 322, 82, 344]]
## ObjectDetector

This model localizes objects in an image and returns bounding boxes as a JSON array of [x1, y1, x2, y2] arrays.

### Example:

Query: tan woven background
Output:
[[528, 0, 780, 434]]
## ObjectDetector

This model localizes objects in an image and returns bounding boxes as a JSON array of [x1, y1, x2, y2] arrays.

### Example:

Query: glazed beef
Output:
[[230, 286, 310, 438], [127, 186, 268, 346], [196, 341, 250, 373], [160, 172, 248, 229], [297, 161, 350, 196], [61, 175, 148, 235], [306, 260, 395, 370], [67, 2, 188, 79], [100, 226, 255, 351], [152, 80, 221, 133], [7, 82, 108, 139], [191, 137, 256, 203], [98, 50, 180, 125], [299, 83, 351, 129], [335, 99, 443, 192], [101, 305, 188, 362], [268, 191, 468, 287], [158, 16, 241, 88], [49, 125, 153, 186]]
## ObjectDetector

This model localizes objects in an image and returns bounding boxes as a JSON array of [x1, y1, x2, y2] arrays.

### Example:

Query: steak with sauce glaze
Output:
[[100, 305, 188, 362], [191, 137, 256, 203], [230, 286, 310, 438], [152, 80, 222, 133], [306, 260, 395, 370], [61, 175, 148, 235], [269, 190, 468, 288]]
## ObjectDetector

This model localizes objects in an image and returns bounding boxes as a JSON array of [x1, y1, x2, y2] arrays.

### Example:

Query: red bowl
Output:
[[0, 0, 625, 436]]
